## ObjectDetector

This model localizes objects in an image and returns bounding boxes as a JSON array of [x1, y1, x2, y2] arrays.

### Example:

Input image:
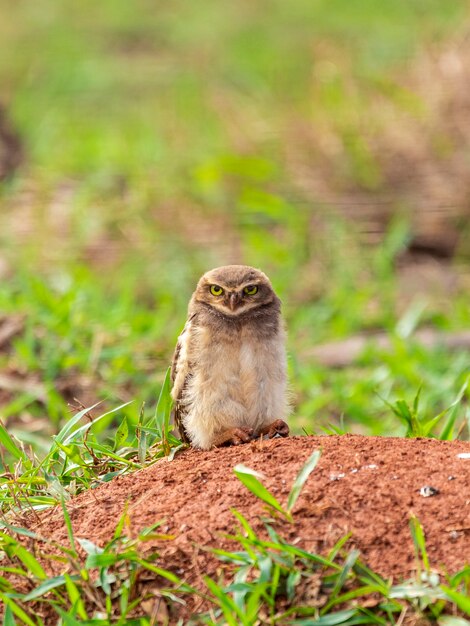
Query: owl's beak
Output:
[[229, 292, 241, 311]]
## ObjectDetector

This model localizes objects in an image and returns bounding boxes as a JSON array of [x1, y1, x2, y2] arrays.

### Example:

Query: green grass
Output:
[[0, 371, 183, 516], [234, 449, 321, 523], [201, 512, 470, 625]]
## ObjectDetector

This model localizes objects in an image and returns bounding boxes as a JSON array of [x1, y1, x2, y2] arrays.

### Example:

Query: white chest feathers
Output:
[[179, 323, 289, 449]]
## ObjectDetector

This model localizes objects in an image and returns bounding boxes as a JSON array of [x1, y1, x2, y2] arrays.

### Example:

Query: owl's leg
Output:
[[212, 427, 254, 447], [257, 419, 289, 439]]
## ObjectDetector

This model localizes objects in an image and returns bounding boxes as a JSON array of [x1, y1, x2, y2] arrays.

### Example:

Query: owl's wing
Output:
[[170, 315, 195, 444]]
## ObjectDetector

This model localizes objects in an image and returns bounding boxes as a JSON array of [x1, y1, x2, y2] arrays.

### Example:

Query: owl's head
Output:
[[193, 265, 279, 318]]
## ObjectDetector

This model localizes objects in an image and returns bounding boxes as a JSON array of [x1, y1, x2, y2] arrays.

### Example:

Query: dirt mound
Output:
[[28, 435, 469, 591]]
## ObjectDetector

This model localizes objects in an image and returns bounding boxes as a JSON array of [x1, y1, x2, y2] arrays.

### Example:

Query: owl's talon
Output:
[[261, 419, 290, 439], [230, 428, 253, 445], [213, 427, 253, 447]]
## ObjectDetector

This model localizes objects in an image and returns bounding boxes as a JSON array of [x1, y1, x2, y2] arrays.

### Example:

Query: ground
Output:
[[23, 434, 470, 619]]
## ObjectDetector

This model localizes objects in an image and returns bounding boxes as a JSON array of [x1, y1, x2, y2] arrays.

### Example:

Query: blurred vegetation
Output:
[[0, 0, 469, 444]]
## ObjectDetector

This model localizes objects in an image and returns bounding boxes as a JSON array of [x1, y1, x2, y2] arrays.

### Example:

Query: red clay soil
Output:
[[22, 435, 470, 615]]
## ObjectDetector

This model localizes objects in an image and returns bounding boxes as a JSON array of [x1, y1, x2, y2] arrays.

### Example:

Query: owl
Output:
[[170, 265, 290, 449]]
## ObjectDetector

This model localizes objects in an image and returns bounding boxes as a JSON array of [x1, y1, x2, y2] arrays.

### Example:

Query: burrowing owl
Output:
[[170, 265, 290, 449]]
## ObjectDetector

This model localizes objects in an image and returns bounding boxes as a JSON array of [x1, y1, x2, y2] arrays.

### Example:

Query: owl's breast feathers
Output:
[[170, 305, 287, 444]]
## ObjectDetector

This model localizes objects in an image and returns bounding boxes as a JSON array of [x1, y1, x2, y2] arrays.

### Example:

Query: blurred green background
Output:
[[0, 0, 469, 443]]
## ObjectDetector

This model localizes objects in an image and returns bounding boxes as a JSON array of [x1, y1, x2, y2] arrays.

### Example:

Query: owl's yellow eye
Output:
[[210, 285, 224, 296], [243, 285, 258, 295]]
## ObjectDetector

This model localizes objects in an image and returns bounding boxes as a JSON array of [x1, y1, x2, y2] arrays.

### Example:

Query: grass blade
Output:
[[204, 576, 245, 626], [329, 550, 361, 600], [409, 515, 429, 572], [289, 608, 357, 625], [64, 573, 88, 620], [234, 464, 288, 519], [10, 544, 46, 580], [440, 376, 469, 440], [2, 606, 16, 626], [154, 367, 173, 454], [51, 607, 83, 626], [23, 574, 74, 600], [113, 504, 130, 540], [113, 416, 129, 450], [287, 449, 321, 514], [0, 594, 37, 626], [438, 617, 470, 626], [63, 402, 133, 444], [328, 533, 353, 563], [61, 497, 77, 557], [0, 420, 29, 463], [0, 523, 40, 540], [54, 402, 102, 444], [440, 586, 470, 616]]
